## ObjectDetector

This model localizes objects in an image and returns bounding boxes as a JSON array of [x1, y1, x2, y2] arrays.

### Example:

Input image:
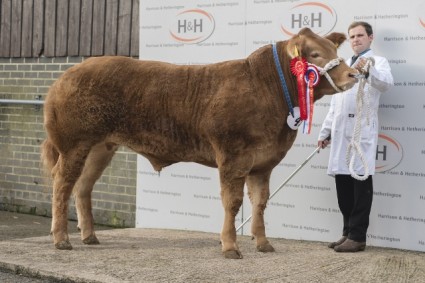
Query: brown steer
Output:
[[41, 28, 357, 259]]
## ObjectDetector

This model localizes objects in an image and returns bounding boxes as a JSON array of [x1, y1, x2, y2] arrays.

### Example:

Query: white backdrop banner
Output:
[[137, 0, 425, 252]]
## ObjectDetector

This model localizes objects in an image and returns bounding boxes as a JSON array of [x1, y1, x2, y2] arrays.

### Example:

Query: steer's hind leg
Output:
[[246, 172, 275, 253], [74, 142, 118, 245], [51, 145, 92, 250], [219, 172, 245, 259]]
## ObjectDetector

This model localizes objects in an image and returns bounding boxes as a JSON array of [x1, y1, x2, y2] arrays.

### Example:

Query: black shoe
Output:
[[334, 239, 366, 252]]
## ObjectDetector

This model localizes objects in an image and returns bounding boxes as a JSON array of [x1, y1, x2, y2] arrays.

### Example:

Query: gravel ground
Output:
[[0, 211, 424, 283]]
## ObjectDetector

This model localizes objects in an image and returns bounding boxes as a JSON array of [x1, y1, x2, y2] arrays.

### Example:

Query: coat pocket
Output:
[[344, 115, 375, 142]]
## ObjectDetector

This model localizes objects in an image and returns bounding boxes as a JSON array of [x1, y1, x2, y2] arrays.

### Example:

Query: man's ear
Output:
[[325, 32, 347, 48]]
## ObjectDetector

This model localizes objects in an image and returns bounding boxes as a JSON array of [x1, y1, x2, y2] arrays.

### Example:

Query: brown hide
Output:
[[42, 28, 357, 258]]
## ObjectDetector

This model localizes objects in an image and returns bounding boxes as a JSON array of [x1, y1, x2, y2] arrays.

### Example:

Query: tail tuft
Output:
[[41, 139, 59, 178]]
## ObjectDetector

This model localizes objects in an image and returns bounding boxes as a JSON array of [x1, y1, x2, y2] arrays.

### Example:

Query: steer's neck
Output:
[[246, 41, 299, 117]]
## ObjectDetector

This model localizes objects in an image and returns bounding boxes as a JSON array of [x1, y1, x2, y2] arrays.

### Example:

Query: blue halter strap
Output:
[[272, 43, 294, 117]]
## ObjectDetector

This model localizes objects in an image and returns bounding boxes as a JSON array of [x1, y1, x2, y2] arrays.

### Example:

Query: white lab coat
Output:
[[318, 50, 394, 176]]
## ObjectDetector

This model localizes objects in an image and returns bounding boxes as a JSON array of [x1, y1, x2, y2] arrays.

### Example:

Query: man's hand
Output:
[[317, 138, 331, 152], [355, 58, 373, 75]]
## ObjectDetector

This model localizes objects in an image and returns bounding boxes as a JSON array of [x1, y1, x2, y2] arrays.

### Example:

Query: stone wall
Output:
[[0, 57, 137, 227]]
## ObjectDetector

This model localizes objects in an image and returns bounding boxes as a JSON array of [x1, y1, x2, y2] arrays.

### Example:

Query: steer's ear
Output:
[[286, 42, 300, 59], [325, 32, 347, 48], [287, 28, 313, 58], [286, 35, 302, 59]]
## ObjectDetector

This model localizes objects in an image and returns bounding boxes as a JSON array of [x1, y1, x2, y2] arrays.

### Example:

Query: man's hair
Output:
[[348, 21, 373, 36]]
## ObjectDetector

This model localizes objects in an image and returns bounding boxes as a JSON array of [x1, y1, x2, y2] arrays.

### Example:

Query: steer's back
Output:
[[44, 56, 283, 169]]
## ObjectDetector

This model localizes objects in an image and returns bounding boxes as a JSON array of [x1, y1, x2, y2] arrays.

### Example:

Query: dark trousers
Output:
[[335, 174, 373, 242]]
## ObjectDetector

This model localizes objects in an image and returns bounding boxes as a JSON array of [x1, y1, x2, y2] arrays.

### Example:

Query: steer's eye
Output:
[[311, 52, 320, 58]]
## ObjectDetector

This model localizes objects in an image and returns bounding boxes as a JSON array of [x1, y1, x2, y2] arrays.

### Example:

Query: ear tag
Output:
[[294, 46, 299, 57]]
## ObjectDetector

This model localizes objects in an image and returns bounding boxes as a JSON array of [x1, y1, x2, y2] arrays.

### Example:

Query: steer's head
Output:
[[286, 28, 358, 100]]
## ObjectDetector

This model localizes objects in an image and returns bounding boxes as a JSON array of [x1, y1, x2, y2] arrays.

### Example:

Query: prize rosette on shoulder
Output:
[[290, 57, 308, 121], [290, 53, 321, 135], [303, 65, 320, 134]]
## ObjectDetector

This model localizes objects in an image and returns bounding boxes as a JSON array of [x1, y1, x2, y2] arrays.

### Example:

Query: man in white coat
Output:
[[318, 21, 393, 252]]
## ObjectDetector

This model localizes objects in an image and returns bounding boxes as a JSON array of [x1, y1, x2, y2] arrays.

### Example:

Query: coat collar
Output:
[[349, 49, 373, 66]]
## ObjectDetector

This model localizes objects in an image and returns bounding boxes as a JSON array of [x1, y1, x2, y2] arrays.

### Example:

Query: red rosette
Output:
[[290, 57, 308, 76]]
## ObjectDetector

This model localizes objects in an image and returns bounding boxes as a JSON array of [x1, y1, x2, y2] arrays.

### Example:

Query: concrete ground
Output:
[[0, 210, 424, 283]]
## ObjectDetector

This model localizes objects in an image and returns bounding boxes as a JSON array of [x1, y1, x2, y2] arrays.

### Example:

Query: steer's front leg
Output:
[[246, 172, 275, 253], [219, 176, 245, 259]]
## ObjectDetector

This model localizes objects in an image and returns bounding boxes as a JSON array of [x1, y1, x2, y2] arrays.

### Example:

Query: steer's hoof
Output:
[[257, 243, 275, 253], [83, 235, 100, 245], [223, 250, 243, 259], [55, 240, 73, 250]]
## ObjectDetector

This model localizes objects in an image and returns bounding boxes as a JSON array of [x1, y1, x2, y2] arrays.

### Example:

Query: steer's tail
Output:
[[41, 138, 60, 179]]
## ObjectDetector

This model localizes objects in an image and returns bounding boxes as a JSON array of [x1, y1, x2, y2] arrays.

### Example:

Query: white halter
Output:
[[309, 57, 345, 93]]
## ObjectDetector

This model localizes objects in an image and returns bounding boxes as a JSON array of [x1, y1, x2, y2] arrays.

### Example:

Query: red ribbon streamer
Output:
[[290, 58, 308, 120], [304, 66, 320, 134], [306, 73, 315, 133]]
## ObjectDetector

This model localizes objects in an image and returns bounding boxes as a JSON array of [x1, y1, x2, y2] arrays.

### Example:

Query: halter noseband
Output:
[[309, 57, 344, 93]]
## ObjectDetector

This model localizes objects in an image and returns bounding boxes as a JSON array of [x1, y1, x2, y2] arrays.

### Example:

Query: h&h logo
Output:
[[280, 2, 337, 37], [169, 9, 215, 44], [375, 133, 403, 173]]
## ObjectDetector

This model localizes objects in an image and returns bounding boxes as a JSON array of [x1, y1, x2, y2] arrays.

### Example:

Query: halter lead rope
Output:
[[345, 58, 374, 181]]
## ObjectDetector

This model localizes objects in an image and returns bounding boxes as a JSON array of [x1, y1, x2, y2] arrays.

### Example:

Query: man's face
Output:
[[348, 25, 373, 55]]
